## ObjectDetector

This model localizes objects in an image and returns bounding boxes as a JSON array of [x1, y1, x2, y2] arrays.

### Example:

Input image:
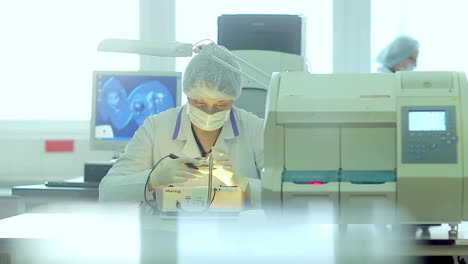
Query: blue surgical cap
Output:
[[183, 51, 242, 100], [376, 35, 419, 68]]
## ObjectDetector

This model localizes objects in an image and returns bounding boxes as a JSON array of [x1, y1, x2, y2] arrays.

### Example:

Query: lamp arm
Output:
[[97, 38, 271, 89], [194, 43, 270, 89]]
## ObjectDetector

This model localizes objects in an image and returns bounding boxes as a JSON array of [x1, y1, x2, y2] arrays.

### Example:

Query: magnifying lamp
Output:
[[98, 38, 270, 89], [98, 38, 267, 212]]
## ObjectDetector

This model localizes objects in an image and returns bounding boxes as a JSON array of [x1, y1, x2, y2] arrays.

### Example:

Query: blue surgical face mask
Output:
[[186, 103, 230, 131]]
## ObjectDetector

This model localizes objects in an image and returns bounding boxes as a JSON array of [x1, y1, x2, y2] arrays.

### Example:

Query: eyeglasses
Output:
[[408, 56, 418, 63]]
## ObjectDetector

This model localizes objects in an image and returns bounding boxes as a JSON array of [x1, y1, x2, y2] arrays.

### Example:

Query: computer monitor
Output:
[[218, 14, 306, 56], [90, 71, 181, 151]]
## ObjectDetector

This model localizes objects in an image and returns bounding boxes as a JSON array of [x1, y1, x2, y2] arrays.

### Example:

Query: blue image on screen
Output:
[[95, 74, 178, 140]]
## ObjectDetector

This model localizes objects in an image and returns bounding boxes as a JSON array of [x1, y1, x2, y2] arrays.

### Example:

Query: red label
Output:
[[165, 189, 181, 194], [45, 140, 74, 152]]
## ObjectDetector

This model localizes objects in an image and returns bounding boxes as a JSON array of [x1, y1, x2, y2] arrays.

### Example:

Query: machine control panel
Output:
[[401, 106, 457, 163]]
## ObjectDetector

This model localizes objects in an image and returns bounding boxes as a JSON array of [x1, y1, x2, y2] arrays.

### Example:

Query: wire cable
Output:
[[192, 39, 216, 49], [143, 154, 175, 210], [142, 152, 220, 214]]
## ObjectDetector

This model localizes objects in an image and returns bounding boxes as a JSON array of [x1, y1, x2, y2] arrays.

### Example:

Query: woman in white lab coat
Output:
[[376, 35, 419, 73], [99, 51, 264, 206]]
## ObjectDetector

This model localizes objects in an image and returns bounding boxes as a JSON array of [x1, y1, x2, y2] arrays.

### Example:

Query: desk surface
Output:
[[0, 212, 141, 264], [11, 176, 99, 199], [2, 211, 468, 264]]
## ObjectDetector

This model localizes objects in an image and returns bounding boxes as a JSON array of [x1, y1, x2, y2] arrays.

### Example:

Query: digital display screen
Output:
[[94, 73, 179, 141], [409, 111, 446, 131]]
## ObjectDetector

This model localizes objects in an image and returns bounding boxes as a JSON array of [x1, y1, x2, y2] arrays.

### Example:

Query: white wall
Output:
[[0, 0, 176, 187], [139, 0, 176, 71], [0, 1, 373, 186], [1, 121, 113, 186], [333, 0, 371, 73]]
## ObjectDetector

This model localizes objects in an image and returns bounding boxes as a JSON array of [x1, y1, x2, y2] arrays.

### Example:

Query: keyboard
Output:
[[45, 181, 100, 188]]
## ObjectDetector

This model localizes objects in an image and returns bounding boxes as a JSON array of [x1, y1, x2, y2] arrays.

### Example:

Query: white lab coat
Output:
[[99, 105, 264, 203]]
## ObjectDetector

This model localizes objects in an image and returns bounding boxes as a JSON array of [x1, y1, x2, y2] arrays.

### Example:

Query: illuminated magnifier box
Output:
[[157, 186, 244, 213]]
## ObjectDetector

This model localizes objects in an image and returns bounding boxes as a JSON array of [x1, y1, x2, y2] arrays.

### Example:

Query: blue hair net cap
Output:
[[183, 51, 242, 100], [376, 35, 419, 68]]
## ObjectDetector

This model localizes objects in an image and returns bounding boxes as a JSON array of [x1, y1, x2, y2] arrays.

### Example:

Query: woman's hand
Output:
[[149, 156, 203, 188], [211, 148, 247, 190]]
